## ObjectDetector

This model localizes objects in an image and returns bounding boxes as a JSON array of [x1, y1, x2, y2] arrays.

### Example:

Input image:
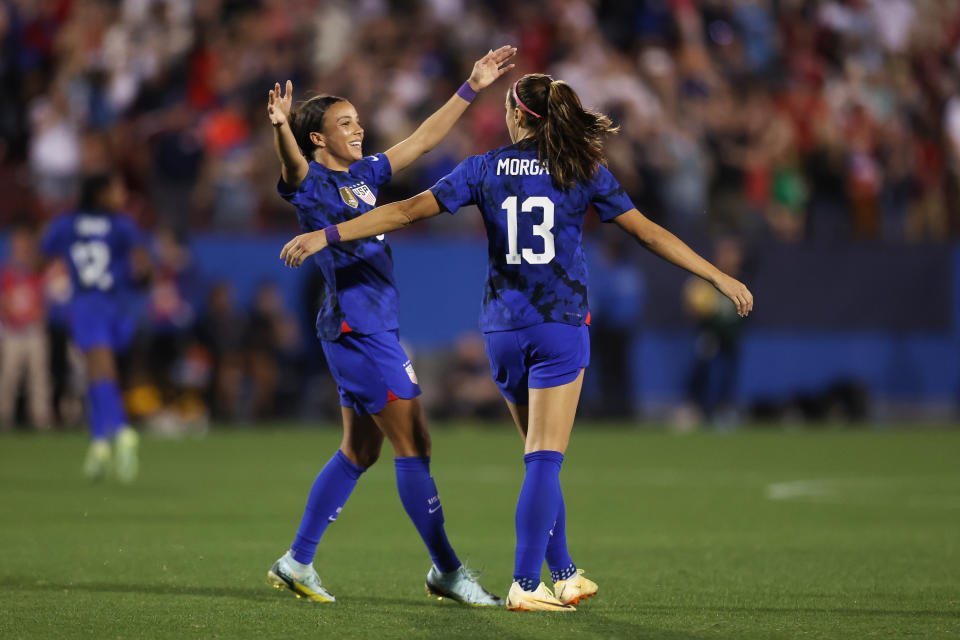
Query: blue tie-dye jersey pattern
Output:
[[430, 141, 635, 332], [279, 153, 397, 341]]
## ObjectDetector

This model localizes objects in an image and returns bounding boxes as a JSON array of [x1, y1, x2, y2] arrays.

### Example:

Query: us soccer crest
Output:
[[338, 186, 359, 208], [352, 184, 376, 207]]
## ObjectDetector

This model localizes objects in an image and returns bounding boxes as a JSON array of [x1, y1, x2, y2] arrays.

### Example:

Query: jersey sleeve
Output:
[[429, 155, 484, 215], [277, 165, 320, 210], [590, 165, 636, 222], [40, 218, 67, 258], [350, 153, 393, 188]]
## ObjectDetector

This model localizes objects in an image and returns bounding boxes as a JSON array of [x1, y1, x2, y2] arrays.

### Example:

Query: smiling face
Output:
[[312, 100, 364, 170]]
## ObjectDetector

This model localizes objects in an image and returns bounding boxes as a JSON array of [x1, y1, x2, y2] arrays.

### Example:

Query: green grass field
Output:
[[1, 425, 958, 639]]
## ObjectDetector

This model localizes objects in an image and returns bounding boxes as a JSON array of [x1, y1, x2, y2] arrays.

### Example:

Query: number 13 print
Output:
[[502, 196, 555, 265]]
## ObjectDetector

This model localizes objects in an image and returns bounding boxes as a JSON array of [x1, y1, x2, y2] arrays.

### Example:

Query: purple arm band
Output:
[[456, 81, 477, 103], [323, 225, 341, 245]]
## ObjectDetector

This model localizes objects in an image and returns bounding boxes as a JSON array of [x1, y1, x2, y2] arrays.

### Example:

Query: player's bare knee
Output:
[[340, 432, 383, 469], [354, 442, 382, 468], [410, 415, 431, 457]]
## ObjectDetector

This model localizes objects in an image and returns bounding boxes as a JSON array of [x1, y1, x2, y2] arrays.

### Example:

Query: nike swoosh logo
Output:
[[428, 505, 442, 514], [531, 598, 571, 608]]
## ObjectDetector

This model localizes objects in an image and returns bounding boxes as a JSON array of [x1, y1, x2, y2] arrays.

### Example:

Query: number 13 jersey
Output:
[[429, 140, 636, 333]]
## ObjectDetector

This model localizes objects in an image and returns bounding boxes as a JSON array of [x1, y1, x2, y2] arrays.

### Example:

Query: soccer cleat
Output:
[[267, 551, 336, 603], [83, 440, 112, 480], [505, 581, 576, 612], [554, 569, 597, 606], [425, 564, 503, 607], [114, 427, 139, 484]]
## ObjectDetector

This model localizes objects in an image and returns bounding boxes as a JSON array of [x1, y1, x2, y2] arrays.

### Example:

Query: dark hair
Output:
[[289, 95, 346, 159], [508, 73, 619, 190], [78, 172, 117, 212]]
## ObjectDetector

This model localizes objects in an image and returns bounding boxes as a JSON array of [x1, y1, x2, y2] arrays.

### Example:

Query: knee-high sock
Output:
[[291, 450, 365, 565], [545, 494, 577, 582], [101, 381, 127, 438], [394, 456, 460, 573], [514, 450, 564, 591], [86, 381, 113, 441]]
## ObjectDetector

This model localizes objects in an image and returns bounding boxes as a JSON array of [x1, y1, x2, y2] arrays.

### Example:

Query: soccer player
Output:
[[41, 172, 148, 482], [264, 46, 516, 605], [280, 73, 754, 611]]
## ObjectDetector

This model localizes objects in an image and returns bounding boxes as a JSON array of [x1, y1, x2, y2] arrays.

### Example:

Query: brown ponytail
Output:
[[509, 73, 619, 190], [289, 94, 346, 160]]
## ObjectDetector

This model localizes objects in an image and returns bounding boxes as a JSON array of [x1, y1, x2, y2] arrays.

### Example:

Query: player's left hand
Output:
[[467, 45, 517, 91], [281, 230, 328, 268], [714, 274, 754, 318]]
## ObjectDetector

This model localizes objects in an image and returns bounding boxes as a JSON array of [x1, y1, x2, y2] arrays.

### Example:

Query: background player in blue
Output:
[[41, 172, 149, 483], [281, 72, 755, 611], [264, 46, 517, 605]]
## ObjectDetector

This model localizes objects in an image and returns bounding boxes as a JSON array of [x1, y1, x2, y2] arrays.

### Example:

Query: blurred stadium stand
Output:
[[2, 0, 959, 425]]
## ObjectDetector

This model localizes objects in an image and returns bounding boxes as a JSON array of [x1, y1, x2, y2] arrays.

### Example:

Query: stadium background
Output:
[[3, 0, 959, 430]]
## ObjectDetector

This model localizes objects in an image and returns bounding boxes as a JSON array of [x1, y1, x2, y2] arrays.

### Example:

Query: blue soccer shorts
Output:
[[68, 294, 138, 352], [483, 322, 590, 406], [321, 329, 422, 416]]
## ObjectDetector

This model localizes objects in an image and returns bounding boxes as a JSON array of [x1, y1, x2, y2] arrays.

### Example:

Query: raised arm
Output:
[[614, 209, 754, 317], [384, 46, 516, 173], [280, 191, 442, 267], [268, 80, 309, 188]]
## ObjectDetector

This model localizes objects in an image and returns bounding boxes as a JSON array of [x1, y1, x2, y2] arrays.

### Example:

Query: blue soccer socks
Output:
[[85, 381, 114, 441], [101, 380, 127, 438], [394, 456, 461, 574], [86, 379, 128, 441], [291, 450, 366, 565], [514, 450, 565, 589], [546, 495, 578, 582]]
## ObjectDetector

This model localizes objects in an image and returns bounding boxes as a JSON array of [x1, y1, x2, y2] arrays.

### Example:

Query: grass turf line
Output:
[[1, 426, 958, 639]]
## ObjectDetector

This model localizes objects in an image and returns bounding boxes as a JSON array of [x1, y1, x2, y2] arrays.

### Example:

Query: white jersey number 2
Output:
[[502, 196, 555, 265], [70, 240, 113, 290]]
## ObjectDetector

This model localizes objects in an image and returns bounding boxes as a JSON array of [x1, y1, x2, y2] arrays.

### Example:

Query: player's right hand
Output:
[[268, 80, 293, 127], [281, 230, 328, 268], [467, 45, 517, 92]]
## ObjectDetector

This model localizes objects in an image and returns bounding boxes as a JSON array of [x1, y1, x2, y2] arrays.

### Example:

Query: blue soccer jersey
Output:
[[429, 141, 636, 332], [279, 153, 397, 341], [41, 211, 141, 295]]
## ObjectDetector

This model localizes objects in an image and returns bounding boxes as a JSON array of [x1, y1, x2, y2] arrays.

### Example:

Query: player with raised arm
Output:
[[265, 46, 516, 606], [42, 173, 149, 483], [281, 72, 754, 612]]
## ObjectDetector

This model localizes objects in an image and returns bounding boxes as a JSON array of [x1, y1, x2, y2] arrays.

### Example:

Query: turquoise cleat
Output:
[[267, 552, 336, 603], [425, 564, 503, 606]]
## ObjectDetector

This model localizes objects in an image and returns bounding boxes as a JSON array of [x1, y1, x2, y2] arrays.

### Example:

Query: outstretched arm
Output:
[[384, 46, 516, 173], [614, 209, 754, 317], [280, 191, 443, 267], [268, 80, 309, 188]]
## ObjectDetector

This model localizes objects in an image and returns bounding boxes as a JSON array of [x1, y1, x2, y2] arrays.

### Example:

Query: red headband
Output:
[[512, 79, 541, 119]]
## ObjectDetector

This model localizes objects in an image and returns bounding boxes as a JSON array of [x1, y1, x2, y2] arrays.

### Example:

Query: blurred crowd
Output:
[[3, 0, 960, 429], [1, 0, 960, 242], [0, 224, 311, 432]]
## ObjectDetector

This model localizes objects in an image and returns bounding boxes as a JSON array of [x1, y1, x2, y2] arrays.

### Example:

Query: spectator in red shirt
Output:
[[0, 226, 52, 430]]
